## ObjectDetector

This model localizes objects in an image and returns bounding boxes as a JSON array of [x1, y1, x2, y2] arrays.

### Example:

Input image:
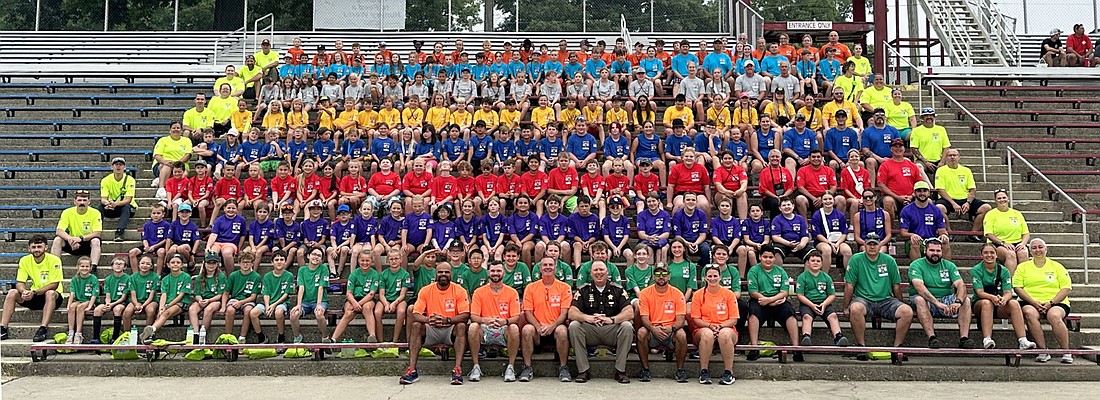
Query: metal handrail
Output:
[[733, 1, 764, 46], [253, 14, 275, 54], [1005, 146, 1090, 284], [929, 81, 985, 182], [213, 27, 246, 66], [883, 42, 924, 109]]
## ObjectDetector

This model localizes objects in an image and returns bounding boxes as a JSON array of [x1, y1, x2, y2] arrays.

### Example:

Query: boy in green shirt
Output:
[[291, 247, 330, 343], [251, 250, 295, 343], [500, 245, 532, 296], [126, 254, 160, 334], [93, 257, 131, 344], [795, 252, 847, 347], [333, 253, 381, 343], [455, 248, 489, 296], [576, 242, 621, 288], [141, 254, 192, 344], [745, 245, 800, 361], [224, 252, 262, 343], [66, 256, 100, 344], [374, 247, 410, 344]]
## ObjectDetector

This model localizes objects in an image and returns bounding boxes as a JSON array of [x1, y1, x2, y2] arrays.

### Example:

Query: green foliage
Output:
[[406, 0, 482, 31], [750, 0, 851, 22], [494, 0, 721, 32]]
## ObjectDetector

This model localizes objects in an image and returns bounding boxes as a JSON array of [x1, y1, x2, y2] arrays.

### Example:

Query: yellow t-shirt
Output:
[[426, 107, 450, 129], [560, 108, 580, 129], [448, 110, 472, 127], [317, 107, 337, 131], [983, 208, 1030, 245], [582, 106, 604, 123], [731, 106, 758, 127], [884, 101, 915, 131], [763, 102, 795, 120], [909, 125, 951, 163], [402, 107, 425, 127], [706, 107, 731, 130], [17, 253, 65, 295], [254, 50, 280, 70], [663, 105, 695, 127], [100, 174, 135, 203], [183, 107, 215, 130], [378, 108, 402, 127], [833, 74, 864, 103], [1013, 258, 1071, 305], [263, 112, 287, 130], [633, 110, 655, 126], [821, 100, 860, 128], [849, 56, 872, 76], [231, 109, 253, 132], [531, 106, 556, 128], [500, 108, 521, 130], [797, 107, 824, 131], [605, 108, 628, 126], [934, 164, 975, 201], [238, 65, 262, 88], [207, 95, 238, 122], [356, 109, 379, 129], [213, 77, 245, 96], [863, 85, 892, 111], [57, 207, 102, 237], [153, 135, 193, 164], [473, 109, 500, 129]]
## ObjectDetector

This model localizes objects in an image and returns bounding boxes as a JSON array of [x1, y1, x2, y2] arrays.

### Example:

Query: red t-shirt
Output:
[[521, 171, 549, 198], [165, 176, 191, 200], [402, 171, 433, 195], [713, 165, 748, 192], [547, 167, 579, 191], [795, 165, 837, 197], [242, 177, 268, 200], [579, 173, 606, 197], [270, 174, 298, 201], [498, 173, 525, 196], [189, 175, 214, 200], [477, 173, 500, 197], [339, 175, 367, 195], [314, 175, 335, 199], [877, 158, 922, 197], [430, 175, 459, 203], [757, 166, 794, 197], [838, 166, 871, 198], [299, 174, 323, 200], [604, 173, 630, 195], [1067, 34, 1093, 56], [633, 173, 660, 198], [667, 163, 711, 194], [655, 51, 672, 68], [214, 177, 242, 200], [368, 171, 401, 196], [455, 176, 479, 197]]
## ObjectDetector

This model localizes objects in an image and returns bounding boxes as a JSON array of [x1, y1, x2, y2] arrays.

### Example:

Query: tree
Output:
[[407, 0, 482, 31], [494, 0, 720, 32], [750, 0, 851, 22]]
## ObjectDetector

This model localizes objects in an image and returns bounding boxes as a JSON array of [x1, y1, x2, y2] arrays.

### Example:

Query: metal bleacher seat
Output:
[[0, 120, 173, 131], [0, 133, 162, 146], [0, 93, 195, 106], [0, 166, 134, 180], [0, 148, 152, 162], [0, 185, 97, 198], [0, 82, 210, 94], [1, 106, 189, 118]]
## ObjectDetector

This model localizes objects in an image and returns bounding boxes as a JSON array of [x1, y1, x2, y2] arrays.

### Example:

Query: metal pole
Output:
[[1085, 214, 1090, 284], [515, 0, 519, 32], [583, 0, 586, 32], [1022, 0, 1028, 34], [34, 0, 40, 31], [379, 0, 384, 31], [174, 0, 179, 31], [1007, 148, 1014, 205], [448, 0, 453, 31], [103, 0, 108, 31], [650, 0, 654, 32]]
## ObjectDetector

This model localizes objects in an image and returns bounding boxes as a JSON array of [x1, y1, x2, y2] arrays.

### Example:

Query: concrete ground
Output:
[[3, 377, 1100, 399]]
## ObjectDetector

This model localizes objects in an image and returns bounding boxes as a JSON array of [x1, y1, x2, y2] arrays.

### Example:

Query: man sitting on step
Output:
[[1, 235, 64, 342]]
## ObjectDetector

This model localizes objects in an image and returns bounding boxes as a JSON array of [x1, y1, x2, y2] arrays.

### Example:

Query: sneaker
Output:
[[928, 336, 943, 349], [366, 335, 378, 343], [983, 337, 996, 349], [1061, 354, 1074, 364], [257, 332, 267, 344], [32, 327, 47, 342], [687, 349, 698, 359], [639, 368, 651, 382], [150, 177, 160, 188], [800, 333, 811, 346], [719, 370, 735, 385], [959, 337, 977, 349], [114, 232, 124, 242], [793, 352, 805, 362], [277, 333, 286, 344], [1019, 338, 1037, 350], [1035, 353, 1051, 363], [293, 335, 303, 343], [73, 333, 84, 345], [503, 364, 516, 382], [558, 365, 572, 382], [469, 364, 482, 382], [834, 334, 849, 347], [399, 366, 419, 384], [698, 369, 712, 384], [321, 337, 333, 354], [140, 326, 155, 344], [237, 336, 246, 344], [450, 366, 464, 385], [746, 350, 760, 361], [675, 369, 688, 383], [0, 326, 8, 341], [155, 187, 167, 200], [519, 365, 533, 382], [64, 332, 74, 344]]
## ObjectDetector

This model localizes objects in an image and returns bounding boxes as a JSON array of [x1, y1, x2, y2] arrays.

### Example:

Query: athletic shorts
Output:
[[775, 244, 812, 262], [481, 326, 507, 347], [61, 240, 94, 256], [1019, 301, 1071, 317], [748, 299, 795, 325], [647, 328, 678, 349], [424, 325, 456, 346], [798, 304, 837, 321], [851, 297, 905, 321], [21, 291, 60, 310], [253, 303, 288, 316], [934, 197, 987, 219], [209, 242, 238, 254]]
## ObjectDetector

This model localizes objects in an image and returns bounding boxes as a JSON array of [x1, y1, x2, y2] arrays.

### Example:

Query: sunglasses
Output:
[[653, 271, 670, 277]]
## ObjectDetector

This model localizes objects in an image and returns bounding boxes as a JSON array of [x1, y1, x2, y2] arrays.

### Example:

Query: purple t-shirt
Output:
[[353, 215, 378, 244], [672, 208, 709, 242], [454, 215, 481, 243], [810, 208, 849, 240], [171, 220, 199, 244], [432, 220, 457, 247], [899, 201, 945, 239], [770, 214, 810, 243], [330, 219, 357, 245], [142, 220, 172, 245], [710, 216, 741, 244], [212, 215, 247, 244], [506, 212, 538, 238], [481, 213, 507, 243], [378, 215, 404, 243], [300, 217, 330, 243], [637, 209, 672, 236], [403, 212, 432, 246], [601, 215, 631, 245], [537, 213, 568, 240], [567, 213, 601, 241], [247, 219, 276, 247], [274, 219, 301, 246], [741, 218, 770, 243]]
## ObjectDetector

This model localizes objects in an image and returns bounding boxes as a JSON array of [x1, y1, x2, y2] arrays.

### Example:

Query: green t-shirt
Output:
[[624, 264, 654, 299], [502, 262, 532, 295], [907, 258, 961, 297], [379, 267, 411, 303], [261, 270, 295, 304], [844, 252, 900, 302], [296, 265, 328, 303], [225, 270, 262, 301], [970, 263, 1012, 303], [668, 260, 699, 294], [348, 268, 380, 298], [532, 260, 575, 287], [797, 270, 835, 304], [747, 264, 788, 297], [410, 266, 436, 301], [103, 273, 131, 303], [455, 264, 489, 296], [160, 272, 193, 305], [576, 260, 621, 288], [196, 272, 228, 299], [129, 271, 160, 303], [69, 273, 100, 302], [717, 265, 740, 292]]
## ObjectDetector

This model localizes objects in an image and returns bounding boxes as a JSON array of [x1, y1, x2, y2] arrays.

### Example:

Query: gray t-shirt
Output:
[[679, 77, 705, 100], [382, 84, 403, 100], [567, 83, 590, 99], [298, 85, 318, 105], [344, 84, 365, 103], [592, 80, 617, 98], [452, 80, 477, 102], [705, 80, 730, 98], [540, 83, 562, 103], [510, 83, 532, 102], [734, 73, 767, 98], [770, 75, 801, 96], [628, 80, 654, 98], [320, 83, 343, 101], [406, 83, 429, 100]]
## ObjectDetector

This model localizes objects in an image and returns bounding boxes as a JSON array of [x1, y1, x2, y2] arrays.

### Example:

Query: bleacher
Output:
[[2, 32, 1100, 380]]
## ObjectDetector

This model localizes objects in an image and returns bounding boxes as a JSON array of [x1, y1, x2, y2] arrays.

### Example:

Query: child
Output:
[[625, 245, 654, 302], [338, 159, 368, 210], [164, 162, 191, 219], [373, 247, 410, 344], [241, 163, 269, 211], [455, 247, 490, 295], [521, 156, 549, 214], [139, 255, 191, 344], [796, 251, 848, 347], [724, 128, 751, 171], [579, 160, 607, 220], [188, 161, 215, 227], [66, 257, 99, 344], [245, 202, 276, 261], [454, 199, 481, 253], [429, 161, 458, 210], [290, 247, 330, 343], [224, 252, 262, 343], [300, 200, 331, 255], [368, 158, 403, 210], [285, 129, 310, 172], [710, 198, 743, 250], [535, 195, 570, 261], [189, 255, 226, 344], [93, 257, 130, 343], [481, 197, 507, 261], [506, 195, 538, 265], [430, 203, 457, 251], [274, 203, 303, 268], [500, 244, 532, 297], [206, 199, 247, 273], [312, 128, 337, 167], [331, 253, 380, 343], [269, 161, 299, 215], [327, 204, 358, 278], [126, 255, 159, 333], [602, 196, 634, 267], [376, 201, 409, 263], [250, 250, 295, 344], [401, 195, 432, 255], [231, 98, 253, 133], [317, 163, 341, 220], [351, 202, 379, 271], [128, 204, 171, 273], [209, 162, 243, 224], [258, 128, 286, 172], [738, 205, 771, 278], [567, 195, 601, 269]]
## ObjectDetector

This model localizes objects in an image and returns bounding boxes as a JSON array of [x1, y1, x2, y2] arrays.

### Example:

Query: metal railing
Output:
[[929, 81, 985, 182], [253, 14, 275, 54], [732, 0, 763, 46], [620, 15, 631, 51], [970, 0, 1021, 66], [883, 43, 925, 109], [1005, 146, 1090, 284], [213, 27, 246, 66]]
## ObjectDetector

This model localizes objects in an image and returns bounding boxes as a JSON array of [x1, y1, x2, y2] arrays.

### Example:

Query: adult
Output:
[[757, 149, 794, 218], [1041, 29, 1067, 67], [1066, 24, 1094, 66], [400, 263, 470, 385], [254, 39, 281, 84], [182, 92, 214, 132], [690, 265, 739, 385], [983, 189, 1030, 275], [971, 243, 1037, 350], [238, 55, 263, 100], [909, 107, 952, 175], [206, 83, 237, 137], [99, 158, 136, 241], [733, 62, 767, 108], [877, 138, 924, 220], [671, 192, 711, 266], [860, 110, 902, 188], [860, 74, 892, 119], [818, 31, 852, 62], [468, 262, 523, 382], [899, 181, 952, 261], [567, 261, 634, 383], [832, 62, 864, 106], [636, 265, 689, 383], [884, 88, 917, 139], [845, 233, 913, 351], [521, 258, 573, 382], [934, 148, 991, 237], [794, 150, 840, 220], [1015, 238, 1074, 363], [820, 87, 862, 131], [745, 245, 801, 362], [0, 235, 64, 342], [838, 149, 872, 217], [152, 121, 193, 197], [908, 239, 975, 348], [782, 114, 820, 176], [213, 65, 245, 97], [51, 189, 102, 272]]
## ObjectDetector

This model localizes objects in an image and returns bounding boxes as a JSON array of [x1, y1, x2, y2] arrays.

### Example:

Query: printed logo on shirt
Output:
[[716, 301, 728, 315], [877, 264, 889, 277], [939, 269, 950, 282], [445, 299, 456, 313], [663, 300, 676, 313], [772, 274, 782, 287]]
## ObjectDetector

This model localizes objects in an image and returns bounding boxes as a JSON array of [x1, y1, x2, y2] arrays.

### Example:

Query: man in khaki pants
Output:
[[568, 261, 634, 383]]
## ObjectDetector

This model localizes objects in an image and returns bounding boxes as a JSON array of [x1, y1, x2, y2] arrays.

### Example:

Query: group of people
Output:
[[1041, 25, 1099, 67]]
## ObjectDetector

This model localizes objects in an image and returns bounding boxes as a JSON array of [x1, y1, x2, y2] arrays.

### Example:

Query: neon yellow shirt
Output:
[[100, 174, 136, 203], [934, 164, 975, 200], [213, 77, 245, 95], [207, 95, 238, 122], [57, 207, 102, 237], [909, 124, 951, 163], [863, 85, 892, 111], [17, 253, 64, 295], [833, 74, 864, 103], [1013, 258, 1071, 305], [183, 107, 215, 130], [983, 208, 1029, 244], [884, 101, 915, 130], [153, 135, 193, 163]]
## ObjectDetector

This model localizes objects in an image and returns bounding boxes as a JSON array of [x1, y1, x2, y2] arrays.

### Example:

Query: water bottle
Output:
[[198, 327, 207, 345], [185, 327, 194, 345], [341, 339, 354, 358], [129, 327, 138, 345], [887, 242, 897, 256], [787, 277, 796, 296]]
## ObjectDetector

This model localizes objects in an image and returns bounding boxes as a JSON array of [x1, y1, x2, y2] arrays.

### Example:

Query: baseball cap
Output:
[[337, 204, 351, 214], [178, 203, 192, 212], [739, 93, 750, 99], [743, 60, 755, 68], [204, 253, 221, 263], [225, 128, 239, 136], [194, 160, 209, 168], [448, 241, 464, 251], [835, 109, 848, 117], [319, 96, 330, 102], [873, 107, 886, 115], [110, 157, 127, 165], [775, 87, 785, 94], [378, 41, 387, 47], [653, 264, 670, 273], [637, 158, 652, 166], [793, 114, 806, 121], [864, 232, 882, 245], [890, 138, 906, 147], [608, 196, 625, 207], [307, 200, 324, 209], [913, 181, 931, 191], [633, 67, 645, 74], [672, 119, 685, 128], [920, 107, 937, 116], [261, 39, 271, 46], [1050, 28, 1063, 35]]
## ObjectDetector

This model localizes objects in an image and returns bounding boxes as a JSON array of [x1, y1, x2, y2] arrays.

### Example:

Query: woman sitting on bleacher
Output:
[[983, 189, 1030, 275], [971, 243, 1036, 351], [1014, 238, 1074, 364]]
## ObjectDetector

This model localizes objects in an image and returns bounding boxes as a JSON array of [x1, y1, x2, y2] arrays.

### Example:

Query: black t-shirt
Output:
[[1041, 38, 1062, 58]]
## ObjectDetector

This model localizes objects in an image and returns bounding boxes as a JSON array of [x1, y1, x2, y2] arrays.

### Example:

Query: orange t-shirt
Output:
[[522, 279, 572, 325], [690, 287, 739, 326], [637, 285, 686, 327], [471, 284, 521, 319], [413, 283, 470, 318]]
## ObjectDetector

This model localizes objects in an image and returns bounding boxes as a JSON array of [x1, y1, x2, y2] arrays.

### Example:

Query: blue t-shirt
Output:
[[212, 214, 247, 244], [481, 213, 507, 243], [300, 217, 330, 243], [567, 213, 601, 241], [710, 216, 741, 244], [601, 215, 632, 244], [441, 138, 468, 162], [432, 220, 457, 247], [247, 219, 276, 247], [141, 220, 172, 245], [312, 139, 336, 161], [824, 127, 860, 159], [857, 209, 887, 241], [899, 202, 946, 239], [584, 59, 607, 79], [171, 219, 199, 244], [741, 218, 770, 243], [725, 140, 749, 161], [609, 60, 632, 75], [492, 139, 517, 161], [370, 137, 397, 159], [506, 212, 538, 239], [539, 137, 564, 160], [758, 55, 789, 76], [795, 59, 817, 79], [341, 139, 367, 159], [527, 62, 546, 82], [287, 139, 310, 164], [508, 61, 526, 78], [543, 60, 563, 77], [639, 58, 663, 78], [353, 215, 377, 244], [634, 133, 662, 160], [818, 59, 841, 81], [469, 134, 493, 161], [515, 139, 541, 158], [330, 219, 357, 245], [402, 212, 432, 246], [861, 125, 901, 158], [566, 133, 598, 160], [538, 213, 569, 240], [561, 62, 583, 80], [672, 209, 709, 242], [239, 140, 264, 162], [275, 219, 301, 245], [665, 133, 693, 157], [770, 214, 809, 243], [756, 129, 778, 155], [811, 208, 849, 240], [782, 128, 818, 158], [703, 53, 734, 76], [602, 136, 630, 159], [694, 133, 722, 154]]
